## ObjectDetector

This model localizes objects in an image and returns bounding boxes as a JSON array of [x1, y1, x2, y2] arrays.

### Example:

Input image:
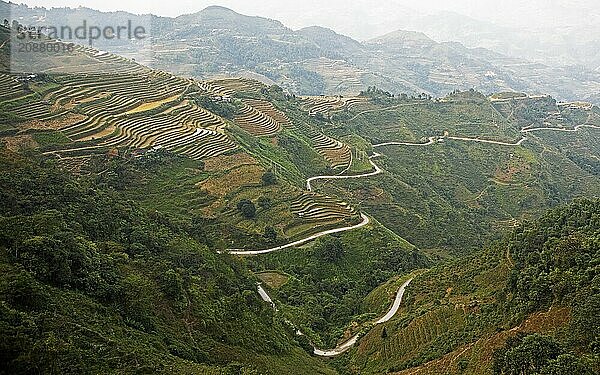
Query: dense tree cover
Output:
[[263, 226, 277, 242], [315, 237, 345, 263], [261, 170, 277, 185], [359, 86, 397, 105], [503, 96, 558, 128], [251, 227, 430, 347], [495, 199, 600, 372], [236, 199, 257, 219], [0, 151, 326, 374], [193, 95, 240, 119], [493, 333, 594, 375], [506, 199, 599, 311]]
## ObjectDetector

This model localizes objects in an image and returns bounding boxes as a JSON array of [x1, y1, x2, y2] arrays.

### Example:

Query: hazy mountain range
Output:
[[3, 2, 600, 103]]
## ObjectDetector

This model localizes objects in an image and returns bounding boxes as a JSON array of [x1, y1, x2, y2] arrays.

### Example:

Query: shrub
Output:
[[263, 226, 277, 242], [261, 171, 277, 185], [257, 196, 272, 209], [236, 199, 256, 219]]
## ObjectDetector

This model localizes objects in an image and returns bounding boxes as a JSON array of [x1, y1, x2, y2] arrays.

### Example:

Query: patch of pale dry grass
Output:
[[199, 164, 265, 197], [203, 152, 258, 172]]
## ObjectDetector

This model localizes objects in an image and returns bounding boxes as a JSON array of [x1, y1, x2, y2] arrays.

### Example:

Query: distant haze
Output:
[[14, 0, 600, 40]]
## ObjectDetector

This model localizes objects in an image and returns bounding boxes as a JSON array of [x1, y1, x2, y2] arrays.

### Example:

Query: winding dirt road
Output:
[[221, 213, 370, 255], [225, 121, 599, 256], [372, 137, 438, 148], [313, 278, 415, 357], [521, 124, 600, 133], [256, 278, 414, 357], [447, 135, 528, 146], [306, 153, 382, 191]]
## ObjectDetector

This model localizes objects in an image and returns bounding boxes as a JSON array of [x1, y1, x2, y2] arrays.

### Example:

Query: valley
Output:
[[0, 10, 599, 375]]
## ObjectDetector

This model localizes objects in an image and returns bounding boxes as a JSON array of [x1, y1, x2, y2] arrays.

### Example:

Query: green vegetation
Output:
[[248, 224, 429, 347], [504, 199, 600, 353], [261, 170, 277, 185], [31, 131, 71, 147], [1, 22, 600, 375], [0, 150, 332, 374], [315, 94, 600, 254], [193, 95, 240, 119], [237, 199, 257, 218], [341, 199, 600, 374], [493, 333, 594, 375]]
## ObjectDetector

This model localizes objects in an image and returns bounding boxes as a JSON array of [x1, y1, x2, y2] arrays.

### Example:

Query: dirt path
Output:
[[256, 278, 414, 357], [221, 213, 370, 255]]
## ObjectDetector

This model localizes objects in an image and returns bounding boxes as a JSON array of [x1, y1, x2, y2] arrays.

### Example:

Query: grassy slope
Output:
[[314, 93, 600, 254]]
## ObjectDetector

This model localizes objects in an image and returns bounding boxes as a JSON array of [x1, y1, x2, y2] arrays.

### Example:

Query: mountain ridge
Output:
[[2, 1, 599, 104]]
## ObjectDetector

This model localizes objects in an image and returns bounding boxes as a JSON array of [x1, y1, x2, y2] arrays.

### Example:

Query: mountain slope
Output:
[[342, 199, 600, 374], [1, 11, 599, 374]]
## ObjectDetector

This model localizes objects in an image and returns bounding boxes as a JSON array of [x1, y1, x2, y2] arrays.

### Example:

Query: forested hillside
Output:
[[341, 199, 599, 375], [0, 150, 335, 374]]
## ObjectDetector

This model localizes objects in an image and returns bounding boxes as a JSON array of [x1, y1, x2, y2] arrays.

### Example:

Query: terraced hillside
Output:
[[0, 32, 242, 161], [291, 192, 356, 220], [243, 99, 292, 127], [312, 89, 600, 253], [234, 102, 283, 137], [301, 96, 368, 117], [208, 77, 267, 96], [0, 73, 25, 101], [288, 120, 353, 171]]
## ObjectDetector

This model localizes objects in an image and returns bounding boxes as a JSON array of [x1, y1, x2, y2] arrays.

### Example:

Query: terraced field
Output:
[[5, 99, 65, 121], [301, 96, 368, 116], [301, 57, 367, 95], [243, 99, 292, 127], [1, 39, 241, 160], [291, 191, 357, 222], [364, 307, 467, 364], [235, 102, 283, 137], [0, 73, 25, 100], [290, 120, 353, 171], [207, 77, 266, 96]]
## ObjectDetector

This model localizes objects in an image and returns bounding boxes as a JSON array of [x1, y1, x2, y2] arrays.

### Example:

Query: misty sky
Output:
[[14, 0, 600, 40]]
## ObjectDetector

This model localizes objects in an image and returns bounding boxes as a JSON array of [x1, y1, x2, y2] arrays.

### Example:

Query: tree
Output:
[[381, 327, 388, 339], [315, 237, 345, 263], [237, 199, 256, 219], [261, 171, 277, 185], [493, 334, 561, 375], [541, 354, 594, 375], [161, 269, 184, 301], [263, 226, 277, 242]]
